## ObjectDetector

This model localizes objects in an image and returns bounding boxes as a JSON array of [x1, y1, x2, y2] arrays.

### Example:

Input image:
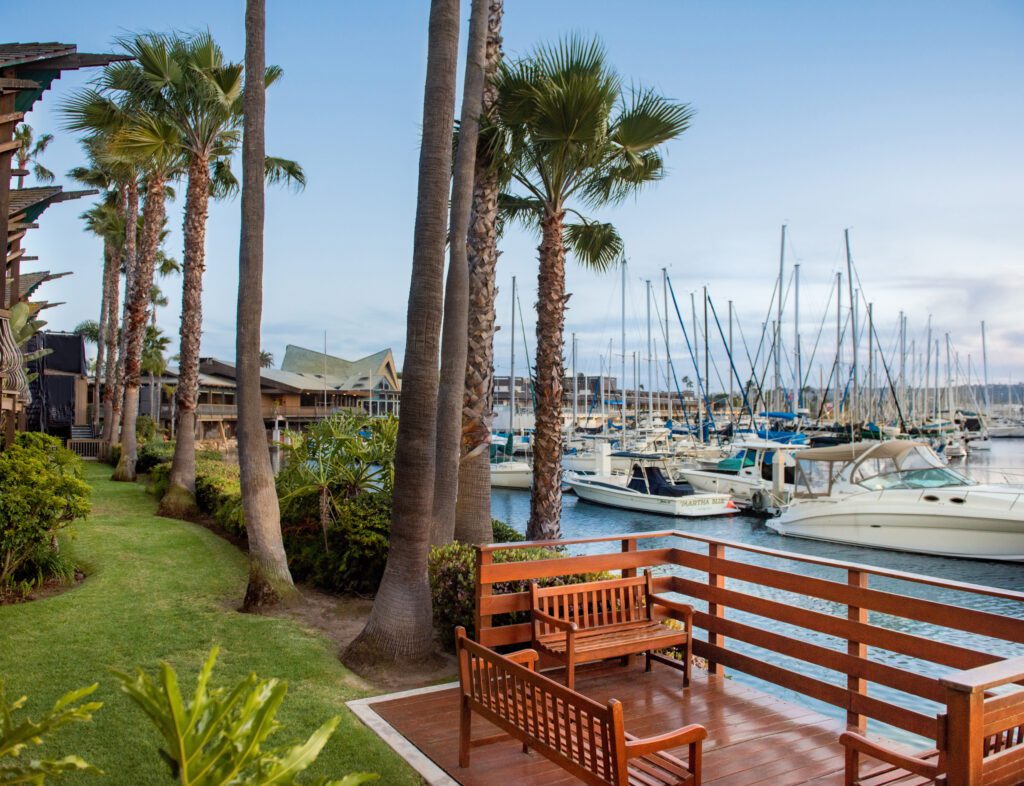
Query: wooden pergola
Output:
[[0, 43, 127, 444]]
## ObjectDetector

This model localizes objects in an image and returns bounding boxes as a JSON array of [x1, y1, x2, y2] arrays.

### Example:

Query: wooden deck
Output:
[[369, 659, 852, 785]]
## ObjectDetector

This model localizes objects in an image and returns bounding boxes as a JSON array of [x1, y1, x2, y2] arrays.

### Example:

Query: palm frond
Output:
[[264, 156, 306, 191], [209, 158, 239, 199], [497, 193, 543, 235], [611, 87, 694, 152], [563, 219, 623, 272]]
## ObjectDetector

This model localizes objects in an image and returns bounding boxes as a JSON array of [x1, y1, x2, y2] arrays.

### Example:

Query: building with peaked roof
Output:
[[138, 347, 402, 442], [0, 42, 127, 446]]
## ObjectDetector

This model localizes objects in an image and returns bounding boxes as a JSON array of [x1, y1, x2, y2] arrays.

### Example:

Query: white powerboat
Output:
[[565, 450, 735, 518], [674, 440, 798, 512], [768, 441, 1024, 561], [490, 460, 533, 489]]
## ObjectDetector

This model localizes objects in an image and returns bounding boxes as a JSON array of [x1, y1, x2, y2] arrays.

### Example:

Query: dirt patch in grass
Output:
[[268, 585, 458, 692]]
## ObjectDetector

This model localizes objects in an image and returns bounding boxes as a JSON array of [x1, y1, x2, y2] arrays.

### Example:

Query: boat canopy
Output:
[[759, 411, 799, 420], [793, 441, 928, 463]]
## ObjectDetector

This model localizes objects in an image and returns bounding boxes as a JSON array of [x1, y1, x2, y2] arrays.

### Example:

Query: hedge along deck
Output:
[[474, 530, 1024, 785]]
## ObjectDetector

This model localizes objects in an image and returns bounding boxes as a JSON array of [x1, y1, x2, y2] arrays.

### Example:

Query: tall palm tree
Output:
[[431, 0, 490, 546], [141, 324, 171, 421], [108, 32, 304, 513], [13, 124, 55, 188], [345, 0, 461, 665], [454, 0, 505, 544], [259, 350, 273, 368], [77, 195, 124, 434], [238, 0, 297, 611], [62, 92, 144, 448], [493, 37, 693, 539]]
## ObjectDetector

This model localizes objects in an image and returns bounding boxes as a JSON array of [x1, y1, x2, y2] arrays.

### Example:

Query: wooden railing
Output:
[[474, 531, 1024, 781], [67, 438, 101, 459]]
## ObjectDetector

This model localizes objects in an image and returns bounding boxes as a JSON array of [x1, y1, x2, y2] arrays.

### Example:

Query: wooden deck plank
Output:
[[370, 661, 851, 785]]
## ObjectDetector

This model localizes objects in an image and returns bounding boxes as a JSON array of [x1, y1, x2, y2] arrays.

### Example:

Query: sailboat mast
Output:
[[845, 229, 857, 426], [703, 285, 709, 441], [867, 303, 874, 422], [934, 339, 940, 421], [572, 332, 578, 431], [981, 321, 990, 412], [835, 271, 842, 421], [728, 300, 734, 413], [662, 268, 672, 423], [945, 333, 953, 419], [621, 260, 626, 433], [509, 276, 516, 434], [925, 315, 932, 421], [794, 263, 801, 413], [691, 291, 701, 441], [776, 224, 785, 411], [646, 280, 653, 422]]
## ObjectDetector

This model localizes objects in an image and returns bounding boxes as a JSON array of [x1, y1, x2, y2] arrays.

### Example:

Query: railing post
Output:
[[707, 542, 725, 676], [944, 685, 984, 785], [621, 537, 637, 578], [847, 569, 867, 731], [474, 548, 493, 644]]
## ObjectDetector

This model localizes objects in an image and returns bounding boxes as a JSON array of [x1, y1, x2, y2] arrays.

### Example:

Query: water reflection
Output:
[[490, 439, 1024, 743]]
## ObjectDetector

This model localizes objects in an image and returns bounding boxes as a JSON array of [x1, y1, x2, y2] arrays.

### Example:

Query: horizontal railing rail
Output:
[[474, 531, 1024, 745]]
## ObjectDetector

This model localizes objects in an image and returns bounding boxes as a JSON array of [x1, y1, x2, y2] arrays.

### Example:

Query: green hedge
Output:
[[428, 534, 610, 651], [150, 456, 240, 535]]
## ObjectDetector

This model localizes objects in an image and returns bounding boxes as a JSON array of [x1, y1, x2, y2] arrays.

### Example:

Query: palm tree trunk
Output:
[[239, 0, 297, 611], [454, 0, 504, 545], [108, 180, 138, 447], [100, 241, 121, 443], [113, 174, 167, 481], [93, 239, 112, 434], [344, 0, 460, 666], [527, 208, 566, 540], [160, 156, 211, 516], [431, 0, 490, 546]]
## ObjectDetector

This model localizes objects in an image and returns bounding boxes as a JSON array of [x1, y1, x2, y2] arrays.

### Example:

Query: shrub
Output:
[[0, 440, 90, 589], [134, 414, 157, 443], [103, 443, 121, 468], [428, 537, 611, 651], [136, 440, 174, 474], [115, 647, 377, 786], [0, 680, 102, 782], [283, 492, 391, 595], [490, 519, 525, 543], [194, 459, 243, 536]]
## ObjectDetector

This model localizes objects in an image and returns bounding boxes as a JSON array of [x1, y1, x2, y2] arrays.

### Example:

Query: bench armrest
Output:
[[649, 594, 694, 626], [839, 731, 941, 780], [531, 608, 579, 635], [506, 648, 540, 671], [625, 724, 707, 758]]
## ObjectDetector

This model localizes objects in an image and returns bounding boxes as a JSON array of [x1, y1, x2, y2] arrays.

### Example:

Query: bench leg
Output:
[[566, 652, 576, 691], [684, 636, 692, 688], [645, 651, 653, 673], [689, 740, 702, 785], [459, 695, 471, 768]]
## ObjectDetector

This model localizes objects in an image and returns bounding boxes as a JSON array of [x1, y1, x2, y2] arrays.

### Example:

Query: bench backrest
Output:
[[456, 629, 628, 786], [530, 572, 653, 636]]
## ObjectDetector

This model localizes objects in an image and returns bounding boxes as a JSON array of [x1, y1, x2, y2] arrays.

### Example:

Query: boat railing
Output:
[[474, 530, 1024, 782]]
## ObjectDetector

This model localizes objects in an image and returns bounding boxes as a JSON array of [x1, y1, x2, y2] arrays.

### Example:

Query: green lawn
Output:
[[0, 462, 418, 785]]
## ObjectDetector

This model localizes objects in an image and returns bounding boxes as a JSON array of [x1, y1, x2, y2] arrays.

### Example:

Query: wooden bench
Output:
[[840, 657, 1024, 785], [530, 570, 693, 690], [455, 626, 706, 786]]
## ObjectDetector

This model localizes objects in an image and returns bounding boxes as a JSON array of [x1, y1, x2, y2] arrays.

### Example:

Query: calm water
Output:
[[491, 439, 1024, 742]]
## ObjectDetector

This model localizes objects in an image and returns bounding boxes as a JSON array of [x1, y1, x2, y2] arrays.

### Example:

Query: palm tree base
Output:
[[157, 483, 200, 519], [110, 454, 137, 483], [241, 562, 299, 612]]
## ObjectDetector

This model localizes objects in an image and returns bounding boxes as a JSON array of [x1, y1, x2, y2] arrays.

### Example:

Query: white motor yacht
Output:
[[674, 440, 798, 512], [768, 441, 1024, 561], [565, 448, 735, 518], [489, 460, 533, 489]]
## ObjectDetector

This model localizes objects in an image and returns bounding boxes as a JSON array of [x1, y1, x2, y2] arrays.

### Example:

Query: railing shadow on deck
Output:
[[473, 530, 1024, 786]]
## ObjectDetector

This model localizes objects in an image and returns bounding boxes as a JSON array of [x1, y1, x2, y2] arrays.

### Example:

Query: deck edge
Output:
[[347, 681, 460, 786]]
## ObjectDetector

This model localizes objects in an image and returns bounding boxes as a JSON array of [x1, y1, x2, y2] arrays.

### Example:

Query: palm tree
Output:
[[13, 124, 55, 188], [493, 37, 693, 539], [238, 0, 297, 611], [344, 0, 461, 665], [108, 32, 304, 513], [259, 350, 273, 368], [141, 324, 171, 421], [431, 0, 491, 547], [454, 0, 505, 545]]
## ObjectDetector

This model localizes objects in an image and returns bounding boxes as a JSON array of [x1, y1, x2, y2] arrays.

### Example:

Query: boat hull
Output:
[[565, 477, 734, 518], [769, 488, 1024, 561], [490, 462, 532, 489]]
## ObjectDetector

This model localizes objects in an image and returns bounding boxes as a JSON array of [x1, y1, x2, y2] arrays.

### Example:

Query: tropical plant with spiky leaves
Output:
[[115, 647, 376, 785], [492, 36, 693, 539], [0, 680, 102, 784]]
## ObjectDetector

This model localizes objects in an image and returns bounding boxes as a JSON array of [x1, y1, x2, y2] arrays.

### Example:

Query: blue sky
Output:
[[12, 0, 1024, 394]]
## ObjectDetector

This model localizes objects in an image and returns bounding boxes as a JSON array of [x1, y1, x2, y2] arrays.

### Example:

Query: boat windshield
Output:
[[852, 444, 974, 490]]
